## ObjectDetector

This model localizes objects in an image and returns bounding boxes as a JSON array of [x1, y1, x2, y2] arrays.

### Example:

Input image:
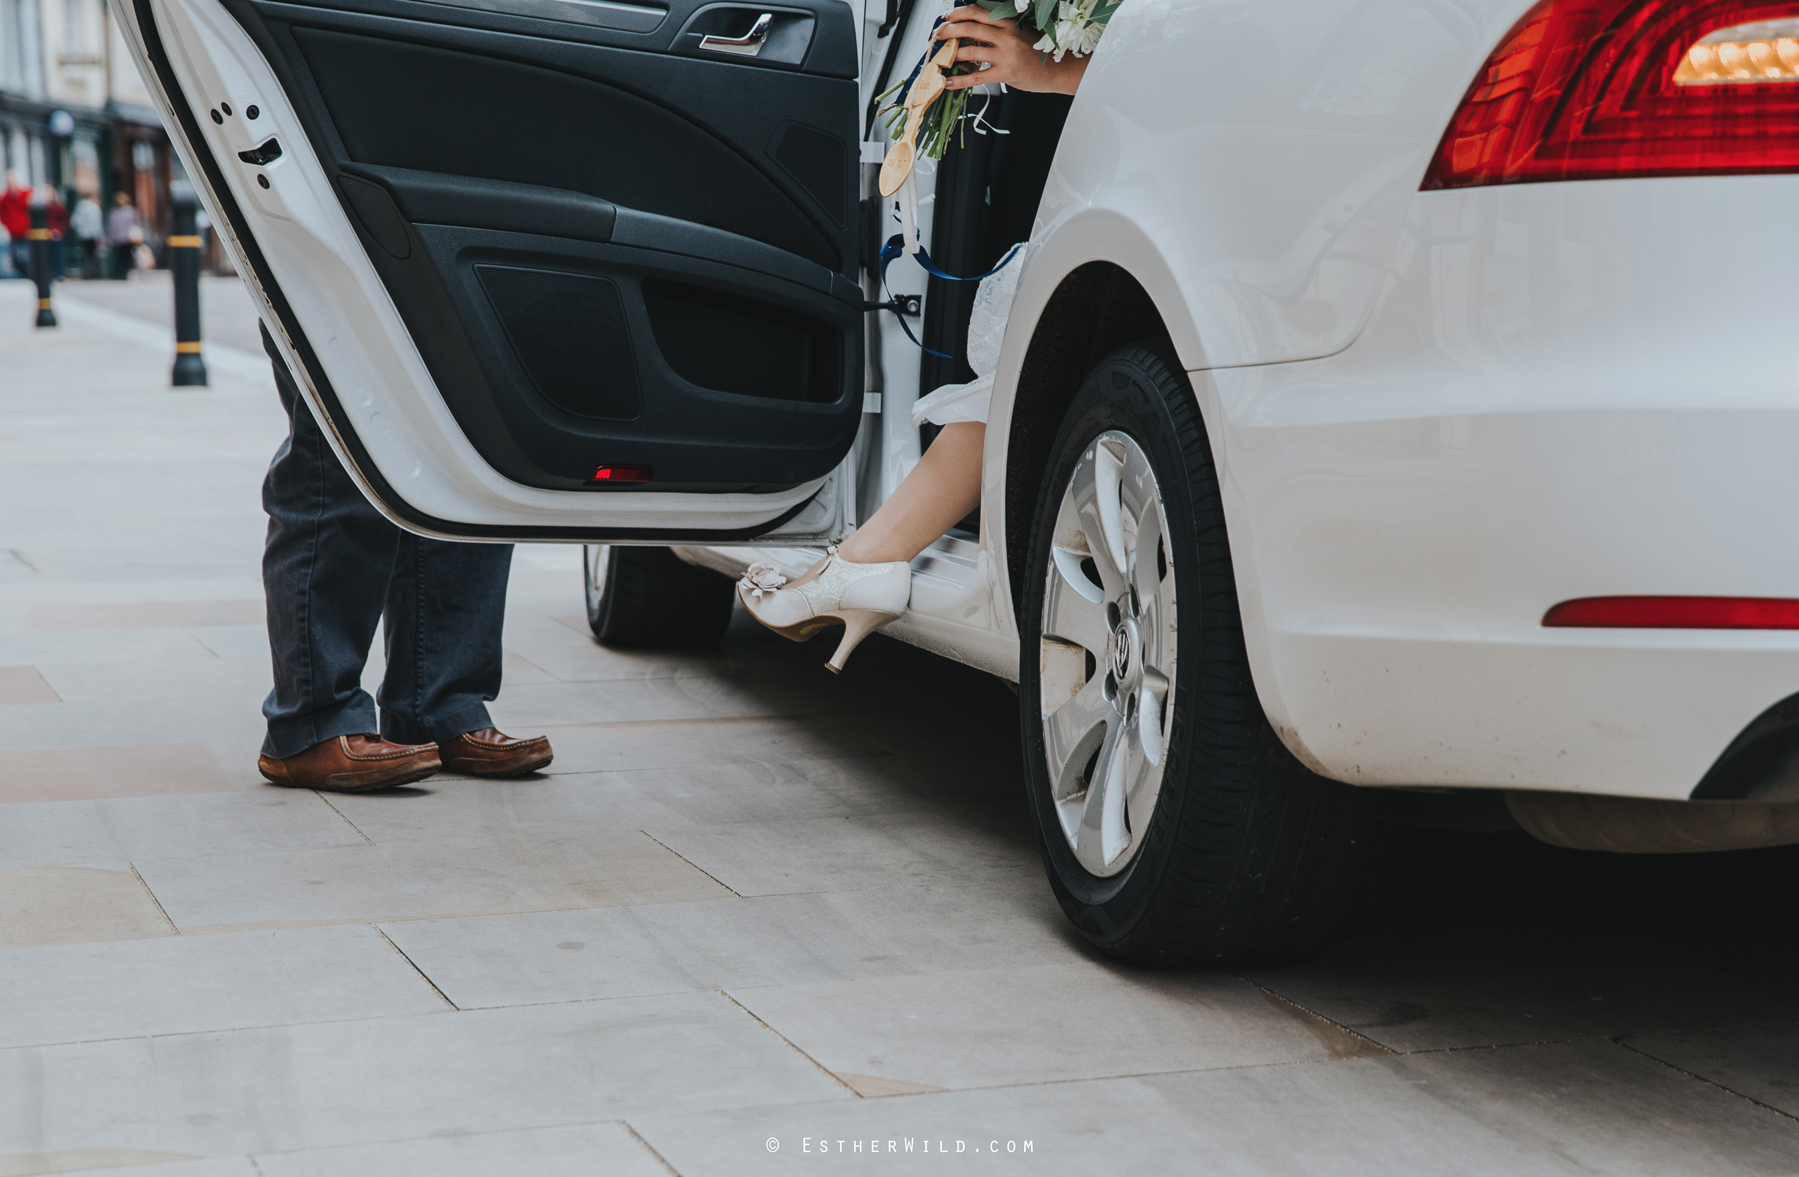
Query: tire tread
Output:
[[588, 547, 735, 648], [1022, 341, 1388, 966]]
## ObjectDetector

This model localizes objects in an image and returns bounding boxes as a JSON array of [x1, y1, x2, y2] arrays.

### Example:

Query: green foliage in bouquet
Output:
[[876, 0, 1121, 162]]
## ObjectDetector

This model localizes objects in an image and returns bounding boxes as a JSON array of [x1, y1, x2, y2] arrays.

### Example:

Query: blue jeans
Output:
[[259, 325, 514, 757]]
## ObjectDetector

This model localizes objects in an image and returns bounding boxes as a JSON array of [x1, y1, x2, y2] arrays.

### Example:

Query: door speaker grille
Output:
[[476, 265, 641, 422]]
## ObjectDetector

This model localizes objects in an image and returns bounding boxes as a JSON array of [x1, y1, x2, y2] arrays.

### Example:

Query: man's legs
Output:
[[380, 535, 552, 775], [377, 531, 513, 747], [258, 324, 402, 759], [255, 324, 550, 782]]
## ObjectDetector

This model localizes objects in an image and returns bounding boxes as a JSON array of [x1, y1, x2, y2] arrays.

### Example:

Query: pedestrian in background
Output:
[[1, 172, 30, 279], [105, 192, 138, 280], [71, 192, 103, 279], [46, 190, 67, 279]]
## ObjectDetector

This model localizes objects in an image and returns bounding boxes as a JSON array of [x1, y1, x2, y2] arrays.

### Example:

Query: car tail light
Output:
[[1543, 596, 1799, 627], [1423, 2, 1799, 189], [588, 465, 651, 484]]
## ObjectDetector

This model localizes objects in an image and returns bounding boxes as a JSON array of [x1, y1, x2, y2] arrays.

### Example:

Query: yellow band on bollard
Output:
[[37, 299, 52, 310], [175, 341, 203, 354], [167, 235, 203, 248], [27, 229, 50, 240]]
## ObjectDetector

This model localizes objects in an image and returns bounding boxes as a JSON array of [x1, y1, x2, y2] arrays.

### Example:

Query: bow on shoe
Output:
[[739, 563, 789, 600]]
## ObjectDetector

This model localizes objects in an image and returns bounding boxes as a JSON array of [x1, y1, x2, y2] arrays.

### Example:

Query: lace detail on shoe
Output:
[[793, 554, 906, 613], [739, 562, 788, 600]]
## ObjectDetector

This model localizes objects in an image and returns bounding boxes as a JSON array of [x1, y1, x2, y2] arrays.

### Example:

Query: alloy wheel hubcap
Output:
[[1037, 431, 1178, 877]]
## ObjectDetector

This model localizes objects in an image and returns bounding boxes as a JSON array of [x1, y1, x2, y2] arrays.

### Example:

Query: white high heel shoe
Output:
[[737, 547, 912, 673]]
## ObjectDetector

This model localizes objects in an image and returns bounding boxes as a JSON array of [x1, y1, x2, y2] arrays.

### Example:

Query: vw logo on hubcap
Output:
[[1112, 628, 1133, 681]]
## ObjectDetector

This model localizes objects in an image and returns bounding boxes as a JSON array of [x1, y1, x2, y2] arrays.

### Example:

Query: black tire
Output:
[[583, 545, 736, 648], [1018, 342, 1388, 966]]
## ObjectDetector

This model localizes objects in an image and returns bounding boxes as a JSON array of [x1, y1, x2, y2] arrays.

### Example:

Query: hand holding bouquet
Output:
[[878, 0, 1120, 193]]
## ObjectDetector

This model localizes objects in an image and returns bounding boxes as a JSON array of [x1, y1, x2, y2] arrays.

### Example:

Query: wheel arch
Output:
[[997, 260, 1174, 622], [987, 251, 1316, 778]]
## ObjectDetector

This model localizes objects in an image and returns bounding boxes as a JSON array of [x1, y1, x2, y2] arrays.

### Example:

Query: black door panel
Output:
[[418, 226, 860, 489], [218, 0, 862, 494], [280, 0, 857, 75], [412, 0, 668, 36], [284, 26, 842, 269]]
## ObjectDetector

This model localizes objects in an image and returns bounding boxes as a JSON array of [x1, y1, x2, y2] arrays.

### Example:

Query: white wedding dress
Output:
[[908, 244, 1027, 428]]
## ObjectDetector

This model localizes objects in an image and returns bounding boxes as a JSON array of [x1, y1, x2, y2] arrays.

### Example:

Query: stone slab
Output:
[[381, 876, 1073, 1009], [0, 743, 262, 804], [635, 1039, 1799, 1176], [0, 866, 174, 950], [132, 833, 732, 931], [643, 809, 1036, 897], [730, 960, 1345, 1090], [0, 924, 447, 1049], [0, 1152, 245, 1177], [0, 790, 364, 868], [329, 756, 1011, 850], [0, 994, 849, 1158], [479, 715, 890, 778], [1244, 931, 1799, 1053], [1625, 1023, 1799, 1118], [251, 1122, 668, 1177], [0, 665, 58, 705], [24, 601, 265, 631]]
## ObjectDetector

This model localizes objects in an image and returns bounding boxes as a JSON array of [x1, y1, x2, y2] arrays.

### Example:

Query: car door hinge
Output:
[[863, 295, 920, 317]]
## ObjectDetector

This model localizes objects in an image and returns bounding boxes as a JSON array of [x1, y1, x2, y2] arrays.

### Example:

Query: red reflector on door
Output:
[[589, 465, 651, 484], [1543, 596, 1799, 629]]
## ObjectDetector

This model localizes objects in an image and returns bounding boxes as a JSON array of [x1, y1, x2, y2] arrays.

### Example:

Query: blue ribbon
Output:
[[877, 232, 1024, 358]]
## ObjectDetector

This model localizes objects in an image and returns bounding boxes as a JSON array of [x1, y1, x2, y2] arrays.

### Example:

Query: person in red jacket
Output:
[[0, 171, 30, 278]]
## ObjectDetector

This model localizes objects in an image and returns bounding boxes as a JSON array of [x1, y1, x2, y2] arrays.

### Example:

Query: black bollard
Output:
[[168, 182, 206, 387], [27, 196, 55, 328]]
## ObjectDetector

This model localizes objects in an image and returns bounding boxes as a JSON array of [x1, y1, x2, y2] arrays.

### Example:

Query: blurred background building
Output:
[[1, 0, 229, 276]]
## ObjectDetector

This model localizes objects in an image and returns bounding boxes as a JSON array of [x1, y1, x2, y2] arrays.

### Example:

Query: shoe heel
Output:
[[824, 609, 898, 674]]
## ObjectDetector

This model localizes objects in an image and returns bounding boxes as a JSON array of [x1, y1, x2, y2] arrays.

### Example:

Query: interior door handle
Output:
[[699, 12, 773, 56]]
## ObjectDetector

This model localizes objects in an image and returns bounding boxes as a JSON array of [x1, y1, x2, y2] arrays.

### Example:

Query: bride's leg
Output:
[[785, 423, 985, 587]]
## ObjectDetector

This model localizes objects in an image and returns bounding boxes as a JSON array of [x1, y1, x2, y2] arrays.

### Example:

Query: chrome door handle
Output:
[[700, 12, 773, 56]]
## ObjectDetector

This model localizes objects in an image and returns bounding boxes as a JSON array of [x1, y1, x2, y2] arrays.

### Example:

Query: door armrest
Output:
[[342, 163, 619, 243]]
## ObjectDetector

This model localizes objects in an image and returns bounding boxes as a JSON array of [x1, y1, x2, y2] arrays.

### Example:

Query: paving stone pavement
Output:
[[5, 276, 1799, 1175]]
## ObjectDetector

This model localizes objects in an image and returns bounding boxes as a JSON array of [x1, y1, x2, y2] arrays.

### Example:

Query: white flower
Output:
[[739, 562, 788, 600], [1015, 0, 1029, 10]]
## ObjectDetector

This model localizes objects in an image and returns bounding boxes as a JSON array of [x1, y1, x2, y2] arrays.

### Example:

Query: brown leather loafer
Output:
[[440, 728, 553, 777], [258, 734, 441, 793]]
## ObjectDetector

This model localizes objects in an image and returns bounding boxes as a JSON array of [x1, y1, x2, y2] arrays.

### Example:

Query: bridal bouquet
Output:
[[877, 0, 1121, 168]]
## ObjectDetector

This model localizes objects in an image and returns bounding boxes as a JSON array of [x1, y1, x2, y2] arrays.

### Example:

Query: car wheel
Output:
[[582, 545, 736, 648], [1019, 342, 1388, 965]]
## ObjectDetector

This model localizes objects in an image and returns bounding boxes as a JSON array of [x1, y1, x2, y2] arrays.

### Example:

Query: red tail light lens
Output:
[[1423, 1, 1799, 189], [1543, 596, 1799, 628]]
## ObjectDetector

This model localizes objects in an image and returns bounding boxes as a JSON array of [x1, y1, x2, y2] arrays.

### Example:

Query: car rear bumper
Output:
[[1214, 175, 1799, 801]]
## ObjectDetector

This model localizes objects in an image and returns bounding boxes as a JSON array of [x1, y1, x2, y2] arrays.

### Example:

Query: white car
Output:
[[120, 0, 1799, 962]]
